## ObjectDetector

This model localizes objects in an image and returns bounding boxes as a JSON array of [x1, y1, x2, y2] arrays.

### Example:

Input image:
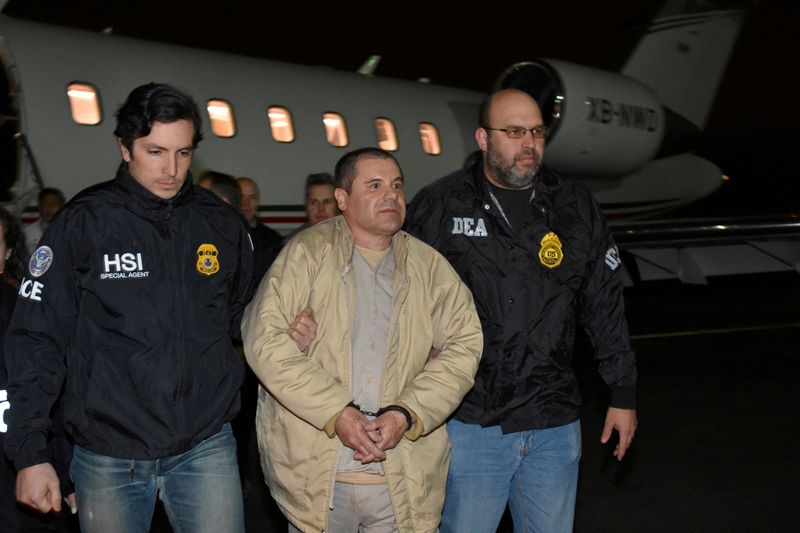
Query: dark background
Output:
[[4, 0, 799, 217]]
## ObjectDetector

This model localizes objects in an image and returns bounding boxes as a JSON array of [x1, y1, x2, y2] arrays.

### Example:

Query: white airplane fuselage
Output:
[[0, 6, 745, 226]]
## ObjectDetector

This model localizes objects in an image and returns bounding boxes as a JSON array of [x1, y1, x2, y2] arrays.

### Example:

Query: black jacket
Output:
[[2, 276, 73, 525], [0, 279, 18, 454], [246, 220, 283, 285], [405, 164, 636, 432], [4, 165, 253, 469]]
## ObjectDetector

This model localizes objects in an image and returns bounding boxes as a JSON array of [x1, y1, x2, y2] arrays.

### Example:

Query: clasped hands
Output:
[[334, 405, 408, 464]]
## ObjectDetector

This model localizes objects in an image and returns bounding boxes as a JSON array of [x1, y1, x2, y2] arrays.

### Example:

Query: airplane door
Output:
[[0, 46, 17, 201]]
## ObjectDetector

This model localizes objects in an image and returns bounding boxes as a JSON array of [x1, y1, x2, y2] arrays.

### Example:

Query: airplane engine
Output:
[[495, 60, 665, 178]]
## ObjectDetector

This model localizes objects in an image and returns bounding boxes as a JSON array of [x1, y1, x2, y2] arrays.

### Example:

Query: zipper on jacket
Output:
[[163, 199, 174, 220], [165, 207, 186, 442]]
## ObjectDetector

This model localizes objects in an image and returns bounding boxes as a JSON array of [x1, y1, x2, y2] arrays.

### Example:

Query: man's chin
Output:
[[378, 218, 403, 234], [501, 173, 535, 190]]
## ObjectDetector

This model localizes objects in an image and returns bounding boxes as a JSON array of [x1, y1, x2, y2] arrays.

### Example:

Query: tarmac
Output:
[[570, 272, 799, 533]]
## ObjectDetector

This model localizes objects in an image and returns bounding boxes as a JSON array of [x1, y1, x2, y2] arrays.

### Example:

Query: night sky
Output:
[[4, 0, 799, 216]]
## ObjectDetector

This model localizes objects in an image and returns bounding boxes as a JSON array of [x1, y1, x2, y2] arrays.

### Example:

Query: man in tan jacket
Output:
[[242, 148, 483, 533]]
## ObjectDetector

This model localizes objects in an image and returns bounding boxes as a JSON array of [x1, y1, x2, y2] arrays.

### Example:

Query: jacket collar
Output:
[[466, 160, 572, 214], [113, 163, 195, 219], [332, 215, 408, 277]]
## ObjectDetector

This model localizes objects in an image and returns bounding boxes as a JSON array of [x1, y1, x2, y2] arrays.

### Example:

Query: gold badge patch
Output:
[[538, 232, 563, 269], [196, 243, 220, 276]]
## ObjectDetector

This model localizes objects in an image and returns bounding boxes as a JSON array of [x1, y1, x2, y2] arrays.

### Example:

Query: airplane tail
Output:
[[621, 0, 750, 129]]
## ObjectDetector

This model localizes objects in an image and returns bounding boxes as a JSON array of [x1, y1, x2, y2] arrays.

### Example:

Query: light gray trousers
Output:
[[288, 481, 397, 533]]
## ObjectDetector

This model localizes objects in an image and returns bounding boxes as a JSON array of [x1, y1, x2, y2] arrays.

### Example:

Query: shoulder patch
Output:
[[605, 245, 621, 271], [29, 246, 54, 277]]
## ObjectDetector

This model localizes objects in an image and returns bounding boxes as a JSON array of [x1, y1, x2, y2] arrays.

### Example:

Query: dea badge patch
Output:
[[196, 243, 220, 276], [538, 232, 563, 269]]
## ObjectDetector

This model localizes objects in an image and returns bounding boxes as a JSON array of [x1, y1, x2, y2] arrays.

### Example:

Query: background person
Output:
[[304, 172, 339, 226], [283, 172, 339, 241], [236, 176, 282, 284], [23, 188, 65, 254], [197, 170, 242, 210], [0, 206, 75, 531]]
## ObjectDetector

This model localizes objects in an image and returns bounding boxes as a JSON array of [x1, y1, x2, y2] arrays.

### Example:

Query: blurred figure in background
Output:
[[23, 188, 65, 254], [0, 206, 75, 532], [304, 172, 338, 226], [197, 170, 242, 210], [285, 172, 339, 241], [236, 177, 282, 285]]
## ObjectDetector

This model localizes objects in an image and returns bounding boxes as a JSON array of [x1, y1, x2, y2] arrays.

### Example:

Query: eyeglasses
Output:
[[482, 125, 550, 139]]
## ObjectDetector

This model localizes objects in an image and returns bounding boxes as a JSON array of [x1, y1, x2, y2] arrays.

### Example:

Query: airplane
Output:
[[0, 0, 797, 284]]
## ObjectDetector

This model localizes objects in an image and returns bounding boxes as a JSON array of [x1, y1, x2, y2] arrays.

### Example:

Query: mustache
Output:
[[515, 149, 539, 161], [378, 201, 401, 211]]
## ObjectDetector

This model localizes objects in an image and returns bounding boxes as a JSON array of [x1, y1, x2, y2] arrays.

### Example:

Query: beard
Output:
[[485, 145, 541, 190]]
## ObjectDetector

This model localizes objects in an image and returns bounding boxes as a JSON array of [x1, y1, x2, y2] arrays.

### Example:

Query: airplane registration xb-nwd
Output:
[[1, 1, 797, 283]]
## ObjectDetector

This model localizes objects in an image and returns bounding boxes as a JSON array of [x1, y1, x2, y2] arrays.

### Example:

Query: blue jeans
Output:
[[70, 423, 244, 533], [440, 419, 581, 533]]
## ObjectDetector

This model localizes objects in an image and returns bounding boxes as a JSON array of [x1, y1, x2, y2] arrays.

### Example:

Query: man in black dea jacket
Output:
[[405, 89, 638, 533], [4, 83, 253, 532]]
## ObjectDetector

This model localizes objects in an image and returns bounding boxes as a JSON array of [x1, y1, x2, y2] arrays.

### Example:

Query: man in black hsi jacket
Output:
[[3, 83, 254, 532], [405, 89, 638, 533]]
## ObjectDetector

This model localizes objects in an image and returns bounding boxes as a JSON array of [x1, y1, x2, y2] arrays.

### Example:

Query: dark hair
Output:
[[305, 172, 334, 197], [38, 187, 65, 205], [114, 83, 203, 152], [334, 148, 399, 193], [198, 170, 241, 210], [0, 206, 27, 281]]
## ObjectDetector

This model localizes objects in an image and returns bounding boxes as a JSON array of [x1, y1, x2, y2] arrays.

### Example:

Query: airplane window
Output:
[[268, 106, 295, 142], [66, 83, 101, 125], [207, 99, 236, 138], [374, 118, 398, 151], [419, 123, 441, 155], [323, 112, 348, 147]]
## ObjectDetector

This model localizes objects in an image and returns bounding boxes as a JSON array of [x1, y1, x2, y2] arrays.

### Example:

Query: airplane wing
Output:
[[612, 214, 800, 285]]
